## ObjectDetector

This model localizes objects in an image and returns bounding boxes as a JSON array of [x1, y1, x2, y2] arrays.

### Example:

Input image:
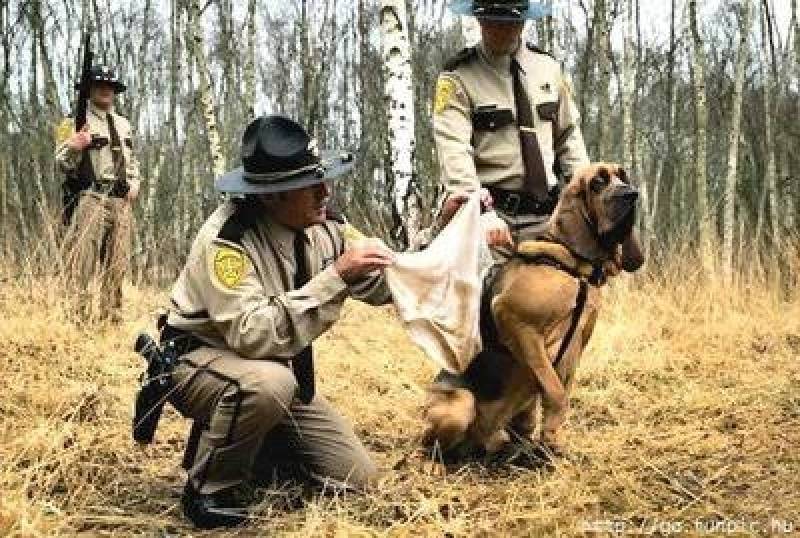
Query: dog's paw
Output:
[[482, 429, 510, 454]]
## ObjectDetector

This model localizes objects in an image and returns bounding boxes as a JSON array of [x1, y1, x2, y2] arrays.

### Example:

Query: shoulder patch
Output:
[[444, 46, 477, 71], [55, 117, 74, 145], [434, 76, 460, 115], [213, 245, 247, 289], [527, 42, 556, 60]]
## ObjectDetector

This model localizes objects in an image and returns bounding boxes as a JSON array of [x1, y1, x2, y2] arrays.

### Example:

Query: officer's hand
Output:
[[440, 188, 494, 226], [334, 246, 395, 284], [125, 179, 140, 203], [483, 211, 514, 249], [68, 126, 92, 151]]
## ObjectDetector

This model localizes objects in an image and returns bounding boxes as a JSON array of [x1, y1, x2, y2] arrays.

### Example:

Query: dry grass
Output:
[[1, 255, 799, 537]]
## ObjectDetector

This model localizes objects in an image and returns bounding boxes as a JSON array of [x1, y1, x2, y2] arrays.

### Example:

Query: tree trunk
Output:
[[460, 14, 481, 46], [689, 0, 713, 274], [594, 0, 612, 158], [759, 0, 778, 249], [244, 0, 257, 117], [380, 0, 420, 248], [186, 0, 226, 179], [722, 0, 753, 281]]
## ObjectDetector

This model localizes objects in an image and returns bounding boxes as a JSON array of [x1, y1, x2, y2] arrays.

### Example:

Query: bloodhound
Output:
[[423, 163, 645, 458]]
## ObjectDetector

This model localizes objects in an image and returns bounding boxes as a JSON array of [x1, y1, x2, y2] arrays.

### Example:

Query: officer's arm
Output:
[[433, 73, 477, 193], [54, 142, 83, 173], [125, 121, 141, 184], [202, 240, 349, 360], [121, 119, 141, 200], [334, 222, 393, 305], [554, 74, 590, 181], [53, 118, 84, 173]]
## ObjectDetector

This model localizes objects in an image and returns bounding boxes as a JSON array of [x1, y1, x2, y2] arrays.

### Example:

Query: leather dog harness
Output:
[[512, 249, 598, 369]]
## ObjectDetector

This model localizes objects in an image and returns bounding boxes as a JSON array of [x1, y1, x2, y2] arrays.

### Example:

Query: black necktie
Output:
[[511, 58, 549, 201], [292, 232, 315, 404]]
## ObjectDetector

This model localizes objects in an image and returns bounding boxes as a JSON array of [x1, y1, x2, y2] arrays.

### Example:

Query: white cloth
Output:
[[385, 196, 495, 373]]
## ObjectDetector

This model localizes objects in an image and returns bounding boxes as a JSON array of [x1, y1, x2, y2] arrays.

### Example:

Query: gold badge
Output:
[[55, 117, 74, 145], [434, 77, 457, 115], [213, 247, 247, 289]]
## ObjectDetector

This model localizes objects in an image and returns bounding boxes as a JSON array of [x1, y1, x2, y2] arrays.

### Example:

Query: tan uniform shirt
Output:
[[433, 42, 589, 194], [167, 201, 391, 360], [54, 101, 140, 184]]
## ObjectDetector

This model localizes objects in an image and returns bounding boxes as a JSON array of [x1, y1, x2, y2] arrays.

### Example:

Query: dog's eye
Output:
[[590, 176, 609, 192]]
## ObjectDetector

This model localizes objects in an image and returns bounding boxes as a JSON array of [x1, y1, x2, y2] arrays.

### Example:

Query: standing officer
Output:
[[161, 115, 394, 528], [55, 65, 140, 319], [427, 0, 591, 459], [434, 0, 589, 252]]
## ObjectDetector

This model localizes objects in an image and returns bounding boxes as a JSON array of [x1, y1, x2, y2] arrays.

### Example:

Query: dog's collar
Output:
[[515, 239, 604, 285]]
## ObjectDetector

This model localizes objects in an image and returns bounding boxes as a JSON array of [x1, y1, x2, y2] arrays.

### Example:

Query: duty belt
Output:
[[89, 179, 128, 198], [488, 186, 560, 217]]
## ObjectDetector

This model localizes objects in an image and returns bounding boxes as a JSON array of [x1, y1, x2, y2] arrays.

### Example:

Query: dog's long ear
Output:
[[615, 166, 646, 272], [551, 192, 606, 263], [620, 229, 645, 272]]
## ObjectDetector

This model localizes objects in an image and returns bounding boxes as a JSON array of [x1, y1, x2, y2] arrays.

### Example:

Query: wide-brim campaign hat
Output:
[[450, 0, 552, 21], [216, 115, 355, 195], [74, 65, 127, 93]]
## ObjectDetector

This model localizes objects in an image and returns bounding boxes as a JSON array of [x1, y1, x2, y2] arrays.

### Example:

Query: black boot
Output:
[[181, 481, 249, 529]]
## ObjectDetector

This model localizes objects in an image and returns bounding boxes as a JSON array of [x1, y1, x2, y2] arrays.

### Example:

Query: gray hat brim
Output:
[[449, 0, 551, 20], [215, 150, 354, 195]]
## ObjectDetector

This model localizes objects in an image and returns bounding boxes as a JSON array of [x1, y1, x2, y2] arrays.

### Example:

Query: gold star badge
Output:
[[434, 77, 457, 115], [213, 247, 247, 289]]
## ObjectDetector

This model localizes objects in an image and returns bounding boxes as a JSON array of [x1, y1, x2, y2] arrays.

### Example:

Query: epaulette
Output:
[[325, 206, 347, 224], [217, 198, 260, 244], [444, 46, 478, 71], [527, 42, 556, 60], [217, 213, 248, 244]]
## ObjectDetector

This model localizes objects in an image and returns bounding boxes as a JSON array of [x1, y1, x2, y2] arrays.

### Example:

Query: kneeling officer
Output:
[[150, 116, 394, 528]]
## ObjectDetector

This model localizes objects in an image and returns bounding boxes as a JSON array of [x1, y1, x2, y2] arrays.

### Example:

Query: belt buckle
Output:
[[504, 193, 521, 216]]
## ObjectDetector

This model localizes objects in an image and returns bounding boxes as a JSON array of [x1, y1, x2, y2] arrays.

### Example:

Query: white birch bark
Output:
[[380, 0, 420, 246], [689, 0, 713, 274], [461, 16, 481, 46], [244, 0, 257, 117], [722, 0, 753, 281], [187, 0, 226, 180]]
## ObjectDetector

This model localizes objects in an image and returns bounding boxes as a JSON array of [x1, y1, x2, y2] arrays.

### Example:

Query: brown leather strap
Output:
[[511, 58, 549, 201]]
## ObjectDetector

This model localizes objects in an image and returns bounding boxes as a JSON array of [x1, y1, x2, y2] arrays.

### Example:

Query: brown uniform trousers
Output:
[[62, 191, 133, 318], [171, 347, 376, 495]]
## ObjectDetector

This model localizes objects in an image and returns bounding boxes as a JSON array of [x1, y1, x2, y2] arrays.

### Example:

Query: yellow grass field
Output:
[[1, 262, 799, 536]]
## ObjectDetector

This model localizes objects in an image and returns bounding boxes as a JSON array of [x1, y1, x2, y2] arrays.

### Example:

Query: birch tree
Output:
[[380, 0, 420, 247], [722, 0, 753, 281], [689, 0, 713, 273], [186, 0, 225, 180]]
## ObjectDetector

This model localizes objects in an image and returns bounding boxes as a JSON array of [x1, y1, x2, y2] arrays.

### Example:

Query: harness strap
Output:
[[552, 279, 588, 369], [481, 254, 590, 370]]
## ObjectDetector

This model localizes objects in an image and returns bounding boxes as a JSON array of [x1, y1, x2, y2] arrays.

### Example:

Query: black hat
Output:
[[449, 0, 551, 21], [215, 115, 355, 195], [74, 65, 127, 93]]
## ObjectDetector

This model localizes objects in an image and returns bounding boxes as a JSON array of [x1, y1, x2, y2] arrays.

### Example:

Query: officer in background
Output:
[[55, 65, 140, 320], [434, 0, 589, 254], [161, 115, 394, 528], [427, 0, 591, 459]]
